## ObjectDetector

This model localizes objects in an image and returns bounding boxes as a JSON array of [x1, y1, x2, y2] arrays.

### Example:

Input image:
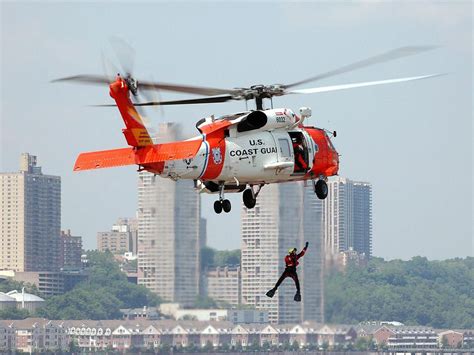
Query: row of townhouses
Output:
[[0, 318, 354, 352], [1, 318, 472, 353]]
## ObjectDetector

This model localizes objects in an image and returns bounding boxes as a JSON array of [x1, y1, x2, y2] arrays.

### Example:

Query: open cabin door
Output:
[[289, 131, 313, 175]]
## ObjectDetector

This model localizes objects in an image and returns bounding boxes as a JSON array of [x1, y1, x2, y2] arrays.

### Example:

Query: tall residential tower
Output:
[[323, 177, 372, 261], [137, 124, 200, 306], [0, 153, 61, 272], [241, 182, 324, 324]]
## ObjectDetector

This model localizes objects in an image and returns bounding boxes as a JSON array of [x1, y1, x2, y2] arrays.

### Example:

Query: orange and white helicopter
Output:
[[54, 46, 440, 213]]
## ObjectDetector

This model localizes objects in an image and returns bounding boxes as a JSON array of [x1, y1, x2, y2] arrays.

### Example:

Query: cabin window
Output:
[[278, 139, 291, 157]]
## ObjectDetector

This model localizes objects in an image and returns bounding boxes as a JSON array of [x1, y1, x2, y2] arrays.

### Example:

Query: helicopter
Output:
[[53, 45, 440, 214]]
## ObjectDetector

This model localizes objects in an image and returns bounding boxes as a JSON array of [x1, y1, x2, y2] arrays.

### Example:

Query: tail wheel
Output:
[[214, 200, 223, 214], [222, 199, 232, 213], [243, 189, 257, 209], [315, 179, 328, 199]]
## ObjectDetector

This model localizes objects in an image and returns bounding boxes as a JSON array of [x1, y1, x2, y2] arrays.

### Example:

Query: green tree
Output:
[[441, 335, 449, 348], [37, 250, 162, 319], [0, 278, 42, 297], [0, 307, 30, 320], [200, 247, 241, 270], [321, 341, 329, 350], [202, 340, 213, 352], [325, 256, 474, 328], [193, 295, 218, 309], [354, 337, 369, 351]]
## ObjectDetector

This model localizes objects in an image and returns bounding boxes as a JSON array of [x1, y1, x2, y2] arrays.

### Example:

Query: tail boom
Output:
[[74, 139, 202, 172]]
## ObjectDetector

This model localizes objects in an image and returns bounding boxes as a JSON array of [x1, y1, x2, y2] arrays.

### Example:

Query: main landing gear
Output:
[[242, 184, 263, 209], [313, 178, 328, 199], [214, 183, 232, 214]]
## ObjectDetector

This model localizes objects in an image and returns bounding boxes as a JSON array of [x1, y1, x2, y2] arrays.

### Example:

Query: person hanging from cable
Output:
[[266, 241, 309, 302]]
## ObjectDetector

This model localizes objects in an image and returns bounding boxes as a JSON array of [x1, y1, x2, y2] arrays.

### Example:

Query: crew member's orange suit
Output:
[[266, 242, 309, 302], [293, 142, 308, 172]]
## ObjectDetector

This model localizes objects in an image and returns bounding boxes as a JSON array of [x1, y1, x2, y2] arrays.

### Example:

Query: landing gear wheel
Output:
[[315, 180, 328, 199], [214, 200, 223, 214], [222, 199, 232, 213], [243, 189, 257, 209]]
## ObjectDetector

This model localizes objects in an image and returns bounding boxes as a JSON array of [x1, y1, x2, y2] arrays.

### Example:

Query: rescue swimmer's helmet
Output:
[[288, 248, 297, 254]]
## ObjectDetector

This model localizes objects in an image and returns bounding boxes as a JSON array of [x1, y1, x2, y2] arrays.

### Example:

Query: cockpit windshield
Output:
[[326, 133, 336, 151]]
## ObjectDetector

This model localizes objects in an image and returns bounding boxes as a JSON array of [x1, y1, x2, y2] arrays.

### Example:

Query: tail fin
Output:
[[109, 78, 153, 147]]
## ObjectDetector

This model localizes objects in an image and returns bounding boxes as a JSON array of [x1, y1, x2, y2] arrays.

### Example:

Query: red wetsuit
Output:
[[293, 143, 308, 172], [274, 246, 307, 293]]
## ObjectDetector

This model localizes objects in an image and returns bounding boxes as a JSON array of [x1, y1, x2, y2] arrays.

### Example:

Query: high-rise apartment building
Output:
[[137, 123, 200, 307], [0, 153, 61, 272], [97, 218, 138, 255], [241, 182, 324, 324], [323, 177, 372, 261], [59, 229, 82, 269]]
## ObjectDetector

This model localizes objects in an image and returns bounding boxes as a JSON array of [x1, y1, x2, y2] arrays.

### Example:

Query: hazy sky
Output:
[[1, 1, 472, 259]]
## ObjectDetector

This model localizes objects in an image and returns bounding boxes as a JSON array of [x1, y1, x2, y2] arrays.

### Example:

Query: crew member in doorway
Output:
[[266, 242, 309, 302], [292, 139, 308, 172]]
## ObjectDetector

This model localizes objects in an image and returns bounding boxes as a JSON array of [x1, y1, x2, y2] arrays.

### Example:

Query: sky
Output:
[[1, 1, 472, 260]]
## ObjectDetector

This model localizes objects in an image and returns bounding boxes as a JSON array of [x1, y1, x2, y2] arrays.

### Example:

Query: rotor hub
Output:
[[124, 75, 138, 96]]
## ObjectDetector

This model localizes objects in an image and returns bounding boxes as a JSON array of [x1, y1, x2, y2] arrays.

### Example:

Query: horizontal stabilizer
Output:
[[74, 139, 202, 172], [74, 148, 136, 171]]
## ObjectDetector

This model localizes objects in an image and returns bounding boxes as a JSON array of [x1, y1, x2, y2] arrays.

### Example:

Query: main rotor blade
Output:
[[138, 81, 237, 96], [90, 95, 234, 107], [51, 74, 111, 85], [134, 95, 235, 106], [289, 73, 443, 95], [52, 75, 237, 97], [284, 46, 438, 89]]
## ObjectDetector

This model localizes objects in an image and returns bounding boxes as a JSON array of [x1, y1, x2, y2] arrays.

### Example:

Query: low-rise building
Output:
[[438, 330, 464, 348], [387, 326, 438, 350], [338, 248, 368, 270], [120, 307, 160, 320], [159, 303, 227, 321], [1, 317, 471, 352], [372, 325, 396, 345], [97, 218, 138, 255], [0, 292, 17, 310], [8, 318, 68, 353], [316, 324, 357, 346], [11, 272, 63, 296], [463, 330, 474, 348], [206, 266, 241, 306], [4, 270, 87, 296], [227, 309, 268, 324], [6, 290, 45, 312], [0, 320, 16, 351]]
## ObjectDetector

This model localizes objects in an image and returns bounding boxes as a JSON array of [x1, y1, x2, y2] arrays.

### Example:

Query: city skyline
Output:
[[1, 2, 472, 260]]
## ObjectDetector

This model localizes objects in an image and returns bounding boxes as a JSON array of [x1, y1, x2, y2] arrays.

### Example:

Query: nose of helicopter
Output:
[[321, 132, 339, 177], [327, 148, 339, 176]]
